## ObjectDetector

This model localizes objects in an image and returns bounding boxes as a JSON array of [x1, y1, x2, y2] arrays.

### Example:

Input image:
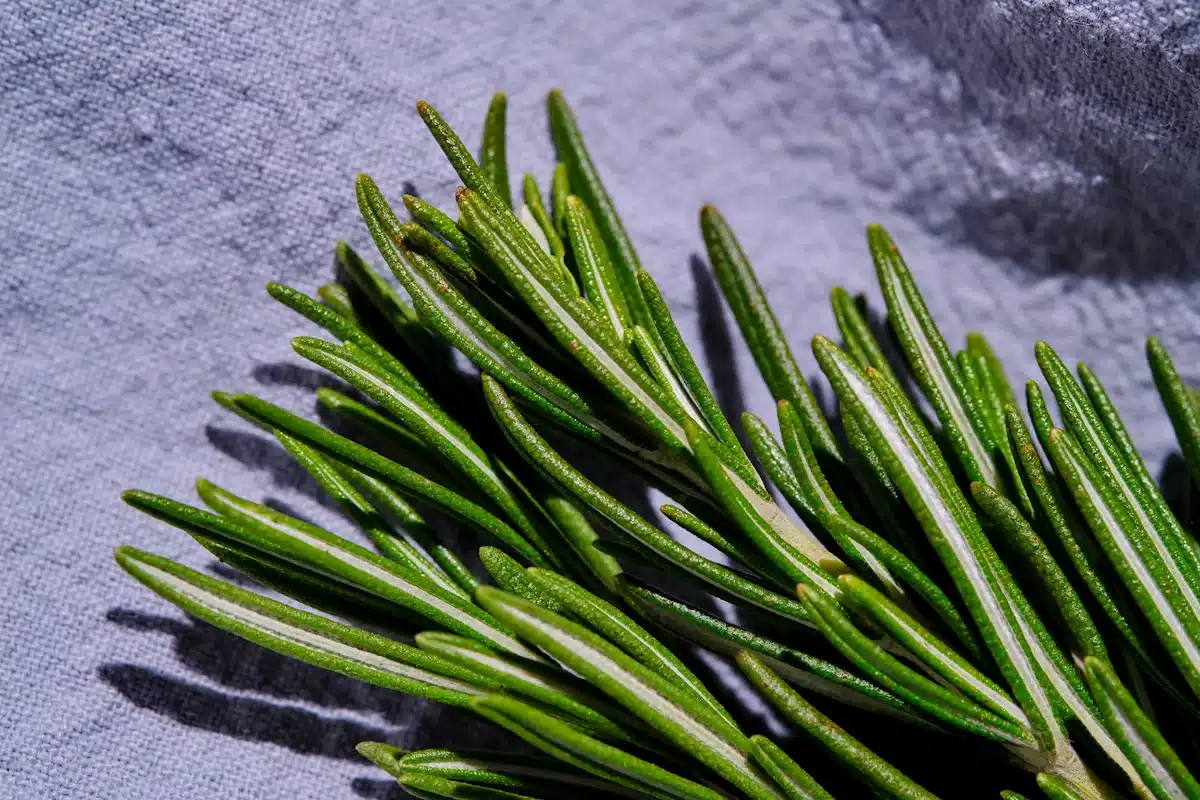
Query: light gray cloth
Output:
[[4, 1, 1200, 797]]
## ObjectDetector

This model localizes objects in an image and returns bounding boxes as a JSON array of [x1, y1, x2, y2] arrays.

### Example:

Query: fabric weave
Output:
[[4, 1, 1200, 796]]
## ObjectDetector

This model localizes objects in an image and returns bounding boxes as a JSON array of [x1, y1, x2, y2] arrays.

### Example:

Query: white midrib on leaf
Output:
[[508, 605, 785, 799], [841, 360, 1057, 741], [489, 224, 690, 448], [726, 468, 844, 600], [1068, 442, 1200, 678], [868, 592, 1027, 726], [405, 757, 645, 796], [134, 560, 483, 694], [229, 501, 536, 659], [884, 267, 998, 487], [1084, 408, 1200, 642], [334, 354, 502, 491], [996, 580, 1142, 793], [1101, 695, 1188, 800]]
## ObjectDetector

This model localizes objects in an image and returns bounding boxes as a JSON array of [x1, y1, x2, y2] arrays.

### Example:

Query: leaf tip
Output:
[[121, 488, 152, 508], [355, 740, 406, 769], [211, 390, 236, 410], [113, 543, 138, 564]]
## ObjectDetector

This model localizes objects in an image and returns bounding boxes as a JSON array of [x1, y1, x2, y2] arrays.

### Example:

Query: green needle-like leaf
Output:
[[1044, 426, 1200, 698], [546, 90, 656, 347], [1006, 400, 1142, 656], [480, 91, 512, 208], [621, 578, 922, 722], [194, 532, 421, 634], [399, 772, 540, 800], [459, 186, 692, 452], [415, 631, 643, 744], [472, 694, 727, 800], [798, 584, 1034, 745], [1083, 656, 1200, 800], [474, 586, 786, 800], [399, 219, 482, 284], [275, 430, 468, 597], [685, 420, 841, 598], [813, 335, 1060, 751], [541, 495, 623, 594], [418, 99, 510, 213], [317, 281, 359, 323], [522, 173, 568, 270], [1035, 773, 1093, 800], [484, 375, 811, 624], [114, 547, 486, 706], [637, 267, 752, 471], [774, 400, 903, 595], [831, 287, 899, 385], [479, 545, 565, 613], [628, 324, 712, 436], [1149, 337, 1200, 493], [227, 393, 543, 567], [564, 194, 632, 341], [840, 409, 928, 565], [267, 279, 429, 400], [344, 465, 481, 596], [404, 193, 503, 284], [335, 240, 442, 359], [523, 567, 736, 729], [1079, 354, 1200, 596], [130, 485, 535, 659], [741, 411, 816, 522], [359, 179, 614, 446], [361, 744, 641, 798], [967, 333, 1033, 516], [551, 164, 570, 235], [660, 502, 790, 587], [747, 736, 834, 800], [291, 335, 559, 567], [1039, 343, 1200, 637], [315, 385, 428, 455], [971, 481, 1107, 661], [836, 573, 1026, 729], [822, 514, 984, 662], [701, 204, 838, 460], [737, 651, 942, 800], [866, 225, 996, 487]]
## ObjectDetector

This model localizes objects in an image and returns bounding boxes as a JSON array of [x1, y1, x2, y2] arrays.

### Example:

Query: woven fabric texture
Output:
[[4, 1, 1200, 797]]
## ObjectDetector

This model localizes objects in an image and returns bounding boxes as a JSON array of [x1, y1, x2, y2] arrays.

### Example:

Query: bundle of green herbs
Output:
[[116, 91, 1200, 799]]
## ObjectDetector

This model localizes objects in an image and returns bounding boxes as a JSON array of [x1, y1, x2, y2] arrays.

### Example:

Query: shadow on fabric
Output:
[[837, 0, 1200, 281]]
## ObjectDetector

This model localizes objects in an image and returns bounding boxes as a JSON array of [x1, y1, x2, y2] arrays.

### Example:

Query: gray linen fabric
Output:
[[4, 0, 1200, 797]]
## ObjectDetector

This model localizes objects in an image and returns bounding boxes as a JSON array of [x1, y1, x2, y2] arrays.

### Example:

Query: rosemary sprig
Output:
[[116, 90, 1200, 800]]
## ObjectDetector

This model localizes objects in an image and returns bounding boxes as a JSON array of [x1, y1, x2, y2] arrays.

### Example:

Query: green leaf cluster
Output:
[[116, 90, 1200, 800]]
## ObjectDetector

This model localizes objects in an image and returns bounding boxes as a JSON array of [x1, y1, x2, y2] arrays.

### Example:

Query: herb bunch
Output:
[[117, 90, 1200, 799]]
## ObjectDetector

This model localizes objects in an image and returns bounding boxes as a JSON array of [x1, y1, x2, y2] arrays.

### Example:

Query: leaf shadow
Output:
[[97, 663, 392, 761], [102, 606, 516, 765], [251, 362, 344, 391], [351, 778, 405, 799], [105, 608, 412, 716], [691, 255, 750, 448], [1159, 452, 1196, 533], [204, 425, 342, 512], [833, 0, 1200, 282]]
